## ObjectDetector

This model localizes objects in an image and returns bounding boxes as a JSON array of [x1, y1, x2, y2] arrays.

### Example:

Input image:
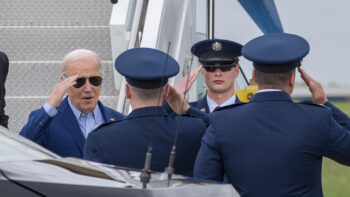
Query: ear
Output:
[[125, 84, 131, 99], [289, 70, 296, 88], [233, 65, 240, 78], [253, 69, 258, 83], [163, 84, 170, 98], [60, 75, 64, 82]]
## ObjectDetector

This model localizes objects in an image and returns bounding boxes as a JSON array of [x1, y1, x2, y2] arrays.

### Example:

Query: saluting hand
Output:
[[298, 67, 328, 105], [166, 85, 190, 115], [47, 75, 79, 108], [175, 66, 202, 94]]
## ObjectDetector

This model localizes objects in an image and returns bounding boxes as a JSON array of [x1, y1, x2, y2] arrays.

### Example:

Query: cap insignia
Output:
[[212, 42, 222, 51]]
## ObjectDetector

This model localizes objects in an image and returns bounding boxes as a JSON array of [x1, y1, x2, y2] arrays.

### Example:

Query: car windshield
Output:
[[0, 127, 58, 162]]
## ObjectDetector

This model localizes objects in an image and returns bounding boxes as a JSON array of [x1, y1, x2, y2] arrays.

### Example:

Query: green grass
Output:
[[322, 101, 350, 197]]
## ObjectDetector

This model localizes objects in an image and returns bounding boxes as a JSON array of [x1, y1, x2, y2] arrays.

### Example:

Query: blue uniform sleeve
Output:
[[323, 112, 350, 166], [162, 99, 173, 114], [194, 125, 225, 181], [185, 106, 210, 127], [162, 99, 210, 127], [19, 107, 53, 147], [324, 101, 350, 129]]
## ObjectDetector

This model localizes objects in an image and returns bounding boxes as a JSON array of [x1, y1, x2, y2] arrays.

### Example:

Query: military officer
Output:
[[194, 33, 350, 196], [164, 39, 243, 126], [189, 39, 243, 113], [84, 48, 206, 176]]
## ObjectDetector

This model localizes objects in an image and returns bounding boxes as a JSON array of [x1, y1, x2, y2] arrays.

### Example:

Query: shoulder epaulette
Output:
[[297, 100, 326, 108], [179, 113, 192, 118], [214, 102, 246, 112]]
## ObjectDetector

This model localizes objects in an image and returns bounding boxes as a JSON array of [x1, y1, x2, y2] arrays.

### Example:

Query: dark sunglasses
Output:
[[74, 76, 103, 88], [203, 65, 234, 72]]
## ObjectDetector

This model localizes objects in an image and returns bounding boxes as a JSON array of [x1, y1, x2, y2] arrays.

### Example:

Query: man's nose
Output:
[[82, 79, 93, 91], [214, 68, 222, 75]]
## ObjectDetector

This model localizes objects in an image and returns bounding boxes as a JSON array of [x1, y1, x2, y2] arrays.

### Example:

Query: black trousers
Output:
[[0, 51, 9, 128]]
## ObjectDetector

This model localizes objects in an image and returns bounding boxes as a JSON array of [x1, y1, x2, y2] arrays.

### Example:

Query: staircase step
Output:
[[0, 0, 113, 26], [0, 26, 113, 61], [5, 96, 119, 133], [6, 60, 117, 96]]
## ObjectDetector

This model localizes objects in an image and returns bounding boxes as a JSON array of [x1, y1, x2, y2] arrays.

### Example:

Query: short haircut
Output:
[[128, 85, 165, 101], [255, 69, 294, 87], [61, 49, 101, 74]]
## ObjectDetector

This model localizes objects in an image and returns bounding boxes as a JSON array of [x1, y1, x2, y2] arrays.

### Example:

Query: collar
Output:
[[127, 106, 168, 119], [250, 91, 292, 102], [207, 94, 236, 113], [257, 89, 283, 93], [68, 97, 102, 121]]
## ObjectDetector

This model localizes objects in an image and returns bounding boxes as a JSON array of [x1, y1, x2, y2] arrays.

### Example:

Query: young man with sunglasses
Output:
[[20, 49, 125, 158], [162, 39, 242, 127], [190, 39, 243, 113]]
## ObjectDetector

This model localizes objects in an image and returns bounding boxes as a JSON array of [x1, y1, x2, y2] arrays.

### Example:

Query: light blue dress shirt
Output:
[[206, 94, 237, 113], [43, 98, 104, 139]]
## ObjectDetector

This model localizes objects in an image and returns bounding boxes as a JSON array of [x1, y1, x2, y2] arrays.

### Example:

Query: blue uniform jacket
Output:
[[20, 97, 125, 158], [162, 94, 241, 127], [190, 94, 241, 114], [84, 106, 206, 176], [194, 91, 350, 197]]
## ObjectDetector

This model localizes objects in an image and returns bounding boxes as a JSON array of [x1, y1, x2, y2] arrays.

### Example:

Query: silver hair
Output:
[[61, 49, 102, 74]]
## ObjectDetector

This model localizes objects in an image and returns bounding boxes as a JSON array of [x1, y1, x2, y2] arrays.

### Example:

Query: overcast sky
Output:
[[210, 0, 350, 86]]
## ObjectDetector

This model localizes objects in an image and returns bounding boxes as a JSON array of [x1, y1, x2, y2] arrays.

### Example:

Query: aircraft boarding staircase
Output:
[[1, 0, 252, 132], [1, 0, 117, 131], [1, 0, 206, 132]]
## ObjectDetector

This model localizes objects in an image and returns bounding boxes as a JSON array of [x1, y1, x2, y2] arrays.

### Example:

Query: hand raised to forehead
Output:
[[298, 67, 328, 105], [166, 85, 190, 115], [175, 66, 202, 94], [47, 75, 79, 108]]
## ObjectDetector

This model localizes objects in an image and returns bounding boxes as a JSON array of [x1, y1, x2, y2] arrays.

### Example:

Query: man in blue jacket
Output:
[[20, 49, 125, 158], [84, 48, 206, 176], [194, 33, 350, 196]]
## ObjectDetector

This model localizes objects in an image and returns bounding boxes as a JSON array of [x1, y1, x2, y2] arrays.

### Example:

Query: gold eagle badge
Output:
[[212, 42, 222, 51]]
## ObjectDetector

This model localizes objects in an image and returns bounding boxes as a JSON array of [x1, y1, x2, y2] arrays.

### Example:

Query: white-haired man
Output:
[[21, 49, 125, 158]]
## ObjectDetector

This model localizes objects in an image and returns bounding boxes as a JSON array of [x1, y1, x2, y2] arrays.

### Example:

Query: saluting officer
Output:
[[189, 39, 243, 113], [164, 39, 243, 126], [194, 33, 350, 196], [84, 48, 206, 176]]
